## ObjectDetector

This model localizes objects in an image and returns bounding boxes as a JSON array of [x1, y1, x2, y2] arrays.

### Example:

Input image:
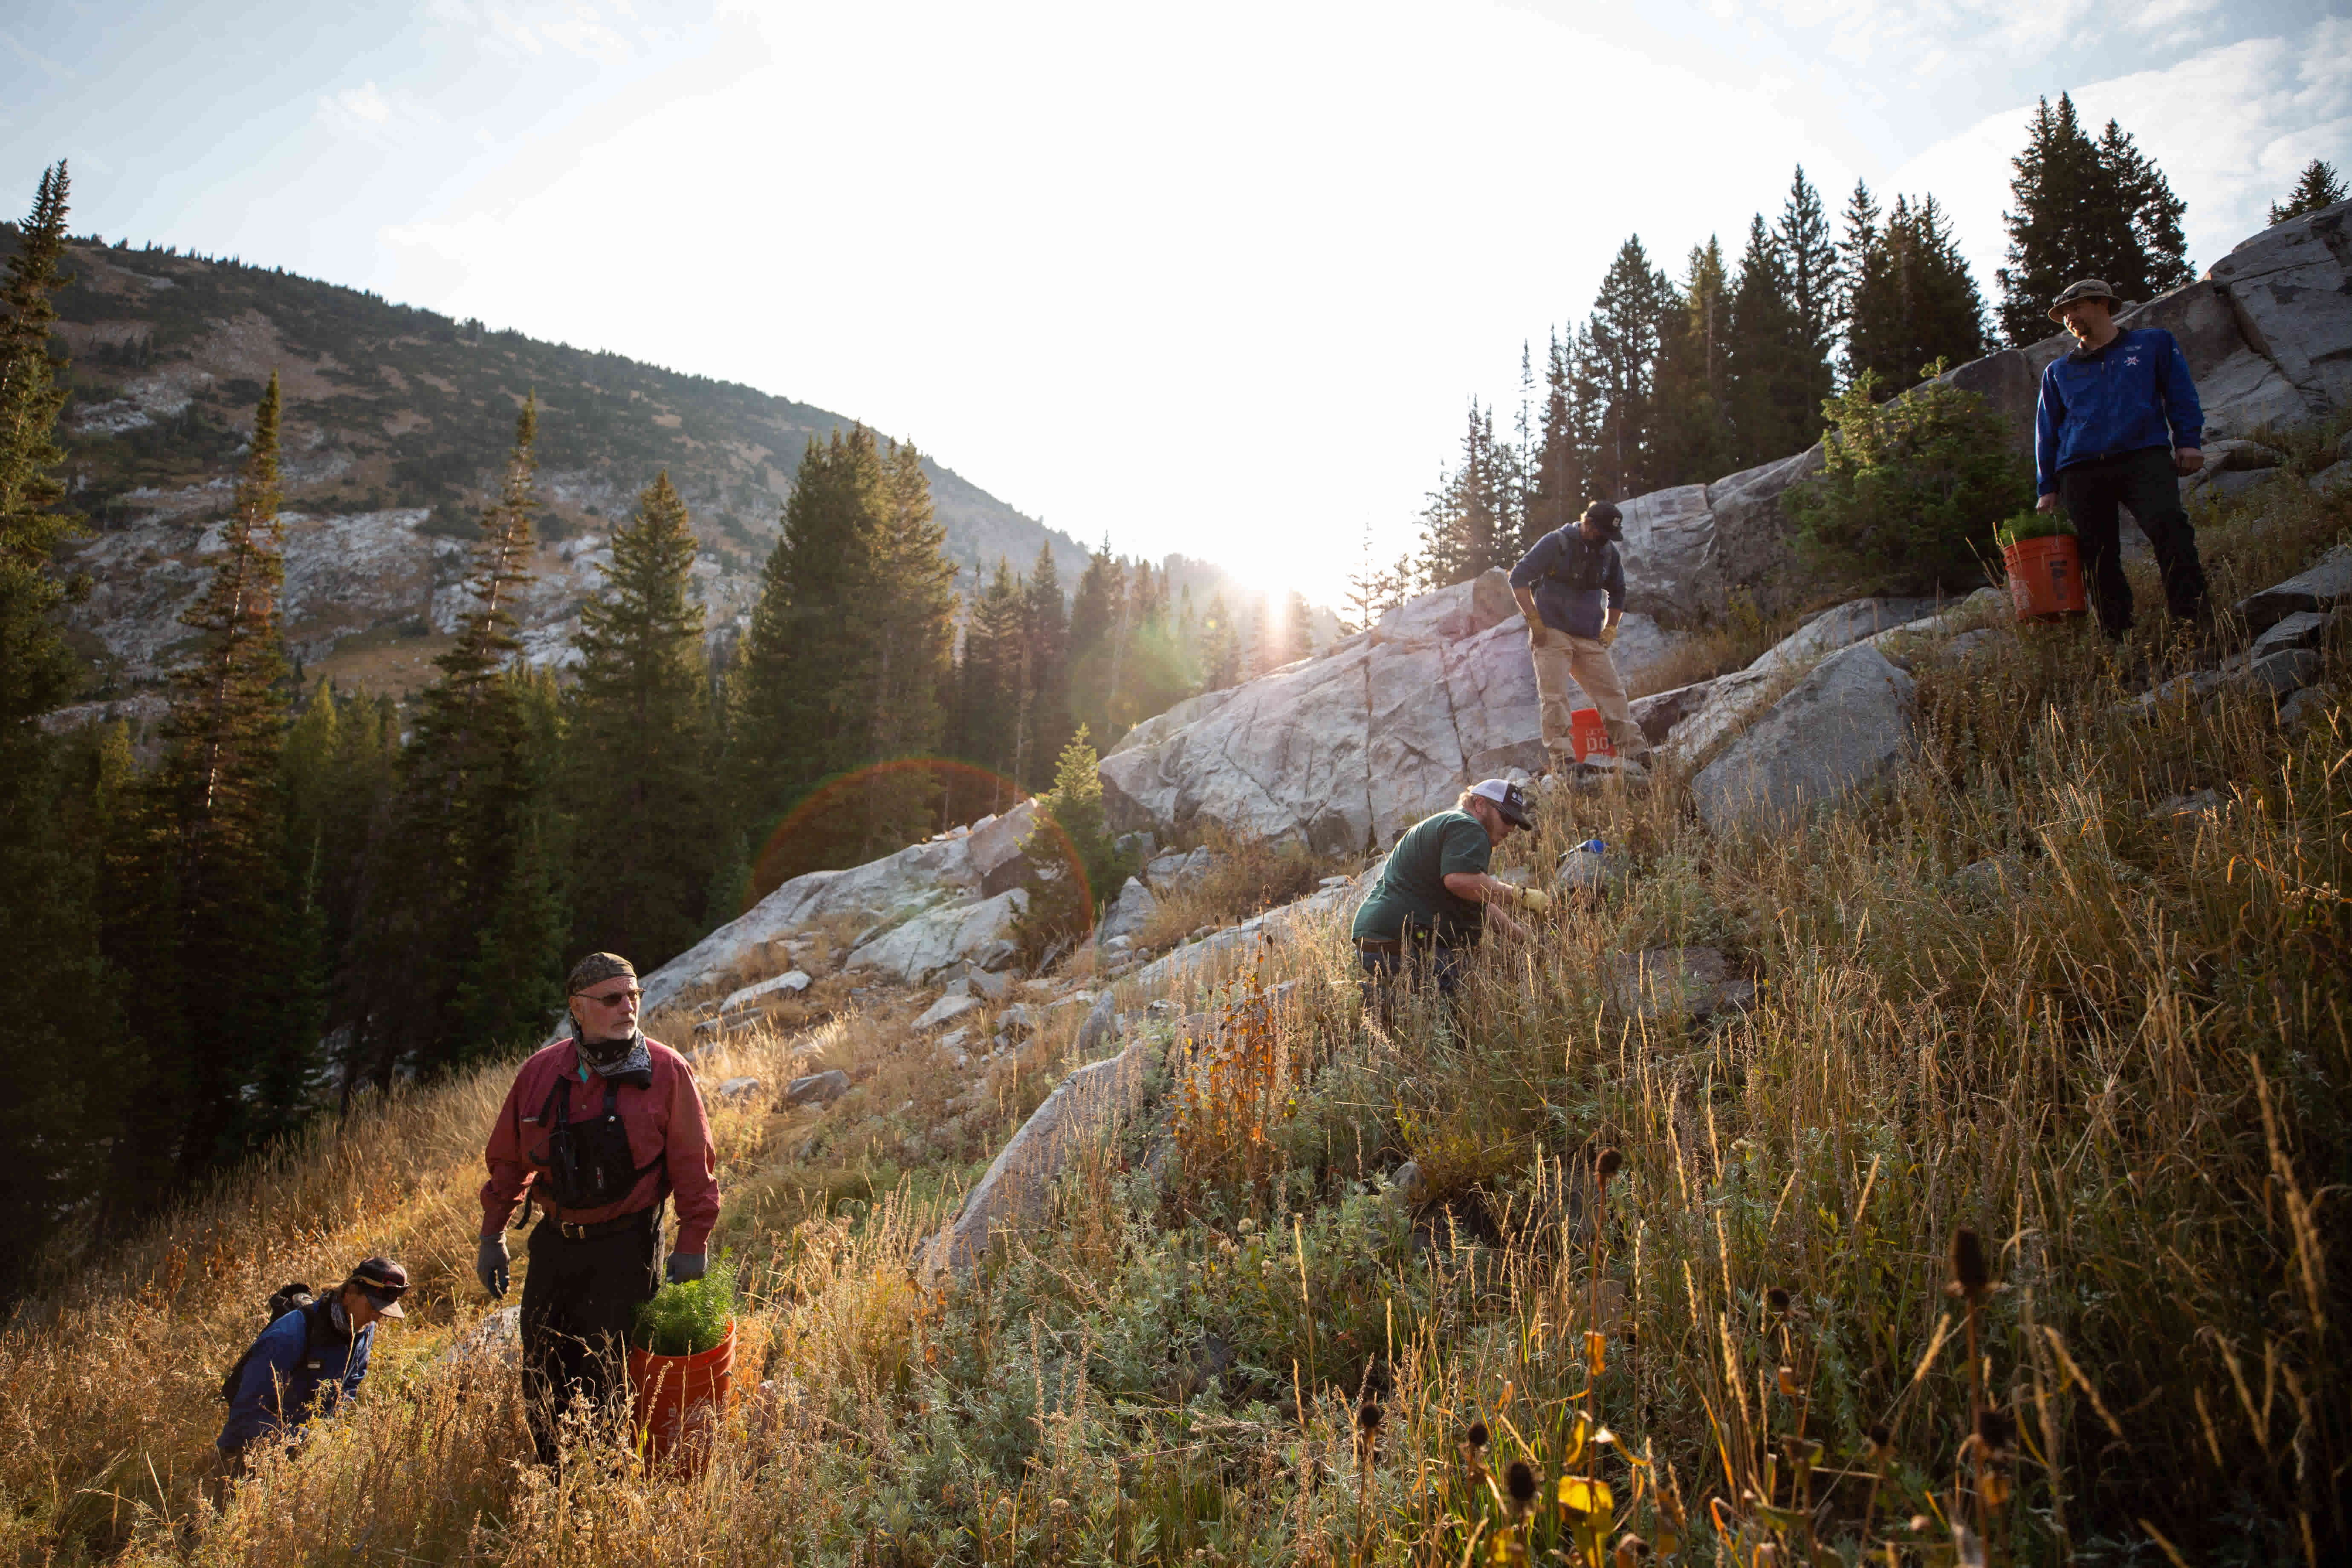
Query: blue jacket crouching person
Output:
[[217, 1257, 406, 1467]]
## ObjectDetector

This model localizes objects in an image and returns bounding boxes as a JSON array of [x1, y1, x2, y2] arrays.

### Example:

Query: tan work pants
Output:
[[1528, 625, 1647, 764]]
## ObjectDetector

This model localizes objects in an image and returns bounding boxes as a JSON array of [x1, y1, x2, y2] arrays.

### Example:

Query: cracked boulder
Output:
[[1692, 642, 1916, 830]]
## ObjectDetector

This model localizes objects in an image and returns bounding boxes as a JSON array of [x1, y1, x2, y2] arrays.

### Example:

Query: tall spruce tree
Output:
[[726, 427, 955, 892], [0, 161, 131, 1296], [1844, 193, 1991, 393], [116, 373, 317, 1183], [1582, 237, 1672, 499], [2271, 159, 2346, 223], [1654, 237, 1735, 486], [1018, 543, 1070, 793], [1524, 330, 1587, 551], [1996, 95, 2192, 344], [1772, 166, 1840, 430], [1727, 212, 1806, 466], [1064, 540, 1121, 743], [564, 471, 717, 971], [345, 396, 561, 1082]]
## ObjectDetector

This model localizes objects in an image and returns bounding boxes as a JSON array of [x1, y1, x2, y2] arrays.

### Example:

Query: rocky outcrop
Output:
[[639, 801, 1039, 1012], [1690, 642, 1917, 831], [1099, 571, 1541, 853]]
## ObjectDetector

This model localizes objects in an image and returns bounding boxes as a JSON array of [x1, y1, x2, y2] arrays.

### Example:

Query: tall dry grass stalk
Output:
[[3, 495, 2345, 1565]]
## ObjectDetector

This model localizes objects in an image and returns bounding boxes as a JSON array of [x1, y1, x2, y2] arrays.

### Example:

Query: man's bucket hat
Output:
[[2048, 279, 2123, 322]]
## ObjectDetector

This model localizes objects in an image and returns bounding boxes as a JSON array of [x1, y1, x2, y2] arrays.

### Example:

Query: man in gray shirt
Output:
[[1509, 502, 1649, 769]]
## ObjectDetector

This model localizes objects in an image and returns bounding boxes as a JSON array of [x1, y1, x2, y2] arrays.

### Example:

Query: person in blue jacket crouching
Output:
[[2034, 278, 2208, 636], [216, 1256, 407, 1472]]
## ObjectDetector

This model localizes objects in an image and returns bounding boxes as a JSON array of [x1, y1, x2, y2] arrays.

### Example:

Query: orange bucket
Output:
[[2004, 535, 2086, 620], [628, 1319, 734, 1472], [1570, 707, 1613, 763]]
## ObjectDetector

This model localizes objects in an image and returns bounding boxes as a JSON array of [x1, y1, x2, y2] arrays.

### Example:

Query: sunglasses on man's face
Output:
[[579, 987, 642, 1009], [361, 1283, 406, 1307]]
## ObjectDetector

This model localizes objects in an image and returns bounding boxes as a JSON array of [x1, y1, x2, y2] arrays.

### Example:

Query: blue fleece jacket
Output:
[[2034, 327, 2203, 497], [217, 1302, 372, 1454]]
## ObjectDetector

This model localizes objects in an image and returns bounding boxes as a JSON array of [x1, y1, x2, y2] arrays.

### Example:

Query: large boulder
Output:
[[919, 1029, 1160, 1279], [1099, 572, 1555, 853], [1096, 877, 1159, 944], [2207, 200, 2352, 418], [1691, 642, 1916, 831], [845, 888, 1028, 982], [2236, 544, 2352, 635], [1704, 446, 1823, 614], [1615, 484, 1721, 624], [1750, 597, 1941, 673]]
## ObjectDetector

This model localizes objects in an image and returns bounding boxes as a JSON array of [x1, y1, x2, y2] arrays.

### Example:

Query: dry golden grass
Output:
[[1134, 827, 1341, 951], [4, 488, 2346, 1566]]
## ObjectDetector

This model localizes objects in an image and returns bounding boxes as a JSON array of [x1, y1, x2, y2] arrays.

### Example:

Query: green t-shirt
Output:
[[1351, 809, 1494, 945]]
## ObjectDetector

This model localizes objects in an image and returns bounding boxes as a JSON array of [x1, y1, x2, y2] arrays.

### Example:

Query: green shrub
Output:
[[630, 1265, 734, 1356], [1993, 508, 2076, 548], [1011, 725, 1137, 964], [1787, 363, 2032, 595]]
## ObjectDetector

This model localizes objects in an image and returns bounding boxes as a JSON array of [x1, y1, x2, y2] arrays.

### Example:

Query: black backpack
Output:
[[217, 1283, 324, 1403]]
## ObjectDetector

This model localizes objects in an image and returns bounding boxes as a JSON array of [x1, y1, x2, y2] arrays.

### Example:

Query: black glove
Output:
[[476, 1234, 509, 1299], [665, 1251, 706, 1285]]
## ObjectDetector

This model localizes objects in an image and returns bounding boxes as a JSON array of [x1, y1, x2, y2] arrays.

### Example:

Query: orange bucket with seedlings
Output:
[[2000, 527, 2086, 621], [1570, 707, 1613, 763], [628, 1320, 734, 1471]]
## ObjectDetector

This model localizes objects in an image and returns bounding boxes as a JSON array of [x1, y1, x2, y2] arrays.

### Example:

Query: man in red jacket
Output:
[[477, 952, 720, 1463]]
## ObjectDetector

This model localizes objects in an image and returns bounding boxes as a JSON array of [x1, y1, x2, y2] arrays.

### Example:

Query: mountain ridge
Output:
[[13, 227, 1095, 692]]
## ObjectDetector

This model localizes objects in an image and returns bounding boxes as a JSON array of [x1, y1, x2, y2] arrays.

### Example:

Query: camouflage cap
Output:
[[566, 951, 637, 995]]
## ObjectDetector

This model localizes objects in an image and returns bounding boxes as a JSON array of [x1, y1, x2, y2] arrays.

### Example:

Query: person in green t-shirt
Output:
[[1352, 778, 1548, 1003]]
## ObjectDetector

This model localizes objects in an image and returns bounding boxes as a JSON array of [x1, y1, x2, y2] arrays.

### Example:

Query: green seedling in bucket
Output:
[[1993, 509, 2076, 549], [632, 1261, 734, 1357]]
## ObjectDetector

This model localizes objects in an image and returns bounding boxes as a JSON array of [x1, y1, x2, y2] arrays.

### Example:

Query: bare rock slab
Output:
[[1692, 642, 1915, 832], [2237, 545, 2352, 636], [920, 1033, 1160, 1280]]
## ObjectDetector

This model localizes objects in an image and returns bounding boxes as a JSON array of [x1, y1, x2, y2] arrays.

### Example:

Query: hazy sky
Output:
[[5, 0, 2347, 601]]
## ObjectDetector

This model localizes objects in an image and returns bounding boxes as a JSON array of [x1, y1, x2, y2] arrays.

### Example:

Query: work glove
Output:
[[1600, 622, 1620, 649], [665, 1252, 707, 1285], [475, 1234, 509, 1299], [1513, 886, 1554, 916]]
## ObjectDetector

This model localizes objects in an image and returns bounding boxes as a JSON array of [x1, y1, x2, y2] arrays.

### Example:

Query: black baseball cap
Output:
[[348, 1256, 409, 1318], [1581, 501, 1624, 541]]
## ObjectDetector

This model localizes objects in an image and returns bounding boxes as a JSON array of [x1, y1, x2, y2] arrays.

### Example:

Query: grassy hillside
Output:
[[3, 477, 2346, 1564]]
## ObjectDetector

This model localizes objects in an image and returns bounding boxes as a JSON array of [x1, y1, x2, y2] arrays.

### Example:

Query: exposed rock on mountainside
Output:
[[14, 231, 1088, 686]]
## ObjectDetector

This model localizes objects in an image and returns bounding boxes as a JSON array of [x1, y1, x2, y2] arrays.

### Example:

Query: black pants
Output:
[[2057, 446, 2207, 635], [521, 1212, 659, 1464], [1359, 940, 1468, 1024]]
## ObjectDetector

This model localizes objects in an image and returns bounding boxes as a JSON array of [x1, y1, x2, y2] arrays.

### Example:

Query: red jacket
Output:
[[480, 1037, 720, 1253]]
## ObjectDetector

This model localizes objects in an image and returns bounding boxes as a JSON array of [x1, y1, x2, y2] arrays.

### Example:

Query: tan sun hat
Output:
[[2048, 279, 2121, 322]]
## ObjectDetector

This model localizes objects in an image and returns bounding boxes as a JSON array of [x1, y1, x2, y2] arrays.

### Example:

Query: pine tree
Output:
[[2271, 159, 2346, 223], [564, 471, 717, 971], [1727, 213, 1805, 466], [1773, 166, 1840, 427], [1421, 403, 1510, 584], [1199, 591, 1244, 692], [1845, 194, 1991, 394], [726, 428, 955, 891], [0, 162, 133, 1296], [1583, 237, 1672, 499], [1996, 95, 2192, 345], [345, 397, 561, 1082], [1654, 237, 1735, 485], [134, 373, 316, 1175], [1064, 539, 1121, 742], [1019, 542, 1070, 793]]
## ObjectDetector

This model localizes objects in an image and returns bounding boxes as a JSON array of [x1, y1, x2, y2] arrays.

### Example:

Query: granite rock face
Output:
[[1691, 642, 1917, 831]]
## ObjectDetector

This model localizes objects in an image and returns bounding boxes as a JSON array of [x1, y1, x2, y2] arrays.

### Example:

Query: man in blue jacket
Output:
[[216, 1256, 407, 1470], [2034, 278, 2208, 636], [1509, 501, 1650, 769]]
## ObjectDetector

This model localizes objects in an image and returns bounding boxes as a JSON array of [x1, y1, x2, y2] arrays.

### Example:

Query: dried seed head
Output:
[[1765, 1285, 1791, 1316], [1595, 1147, 1623, 1181], [1867, 1422, 1892, 1457], [1614, 1534, 1651, 1568], [1949, 1226, 1990, 1298], [1464, 1420, 1490, 1452], [1356, 1399, 1383, 1435], [1776, 1364, 1799, 1397], [1505, 1458, 1538, 1508], [1975, 1406, 2016, 1452]]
